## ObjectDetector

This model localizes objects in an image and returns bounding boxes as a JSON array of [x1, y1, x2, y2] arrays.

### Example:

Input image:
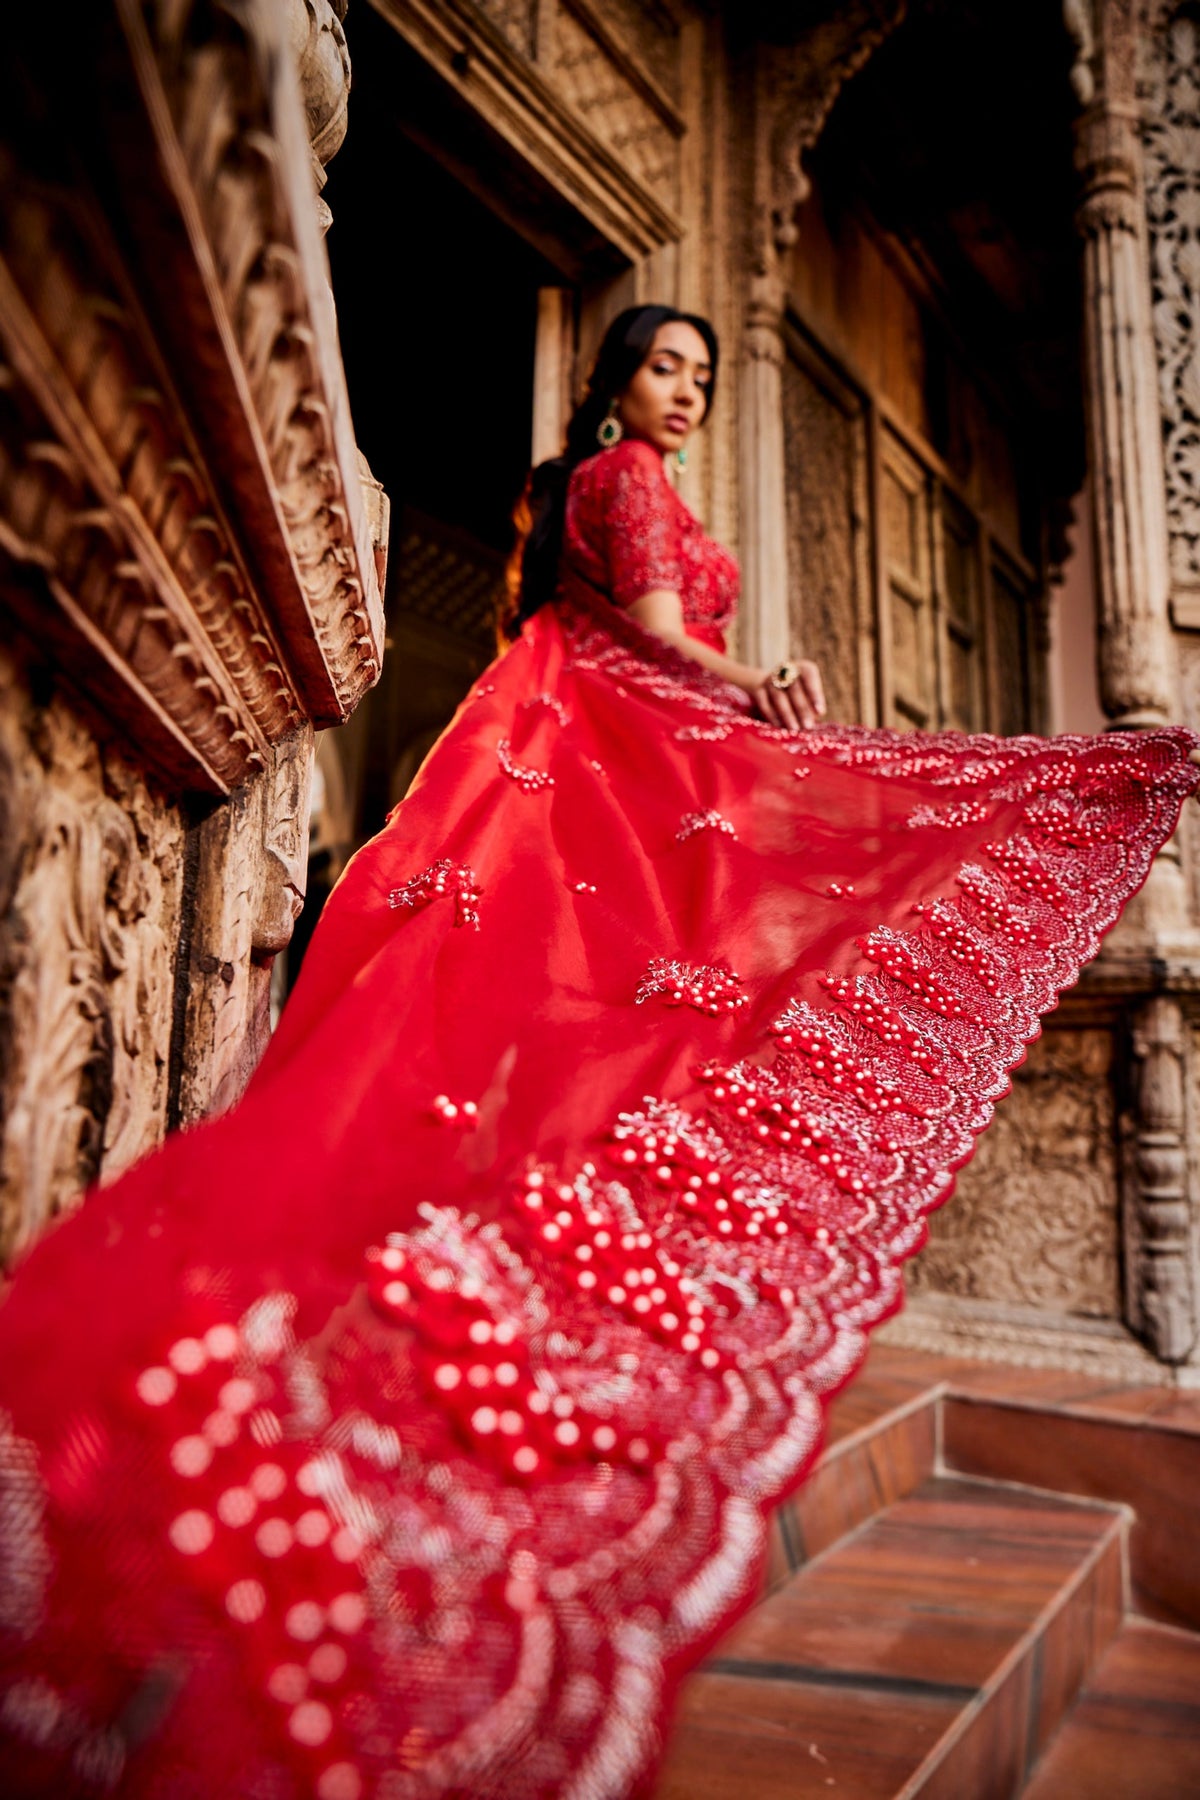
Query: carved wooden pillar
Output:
[[180, 729, 315, 1122], [740, 3, 907, 672], [1124, 995, 1196, 1362], [1071, 0, 1193, 956], [739, 261, 792, 671], [1075, 100, 1176, 728], [287, 0, 390, 602]]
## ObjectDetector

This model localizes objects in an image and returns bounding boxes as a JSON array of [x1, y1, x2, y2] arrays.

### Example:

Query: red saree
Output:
[[0, 441, 1196, 1798]]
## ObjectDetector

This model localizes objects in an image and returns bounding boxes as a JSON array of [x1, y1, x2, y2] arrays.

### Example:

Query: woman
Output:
[[0, 305, 1196, 1799]]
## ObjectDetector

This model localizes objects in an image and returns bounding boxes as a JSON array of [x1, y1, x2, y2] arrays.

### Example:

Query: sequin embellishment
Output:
[[635, 958, 749, 1016], [497, 738, 555, 792], [521, 692, 571, 726], [676, 810, 738, 842], [387, 859, 483, 929]]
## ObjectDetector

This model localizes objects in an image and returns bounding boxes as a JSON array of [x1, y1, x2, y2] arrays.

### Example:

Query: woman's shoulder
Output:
[[571, 438, 672, 497]]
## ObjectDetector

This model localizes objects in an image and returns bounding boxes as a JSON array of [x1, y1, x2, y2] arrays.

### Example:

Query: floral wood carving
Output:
[[0, 153, 300, 794], [1140, 5, 1200, 601], [909, 1028, 1122, 1318], [0, 646, 182, 1264], [178, 728, 315, 1128], [128, 0, 383, 719], [763, 0, 908, 253], [1, 0, 383, 787]]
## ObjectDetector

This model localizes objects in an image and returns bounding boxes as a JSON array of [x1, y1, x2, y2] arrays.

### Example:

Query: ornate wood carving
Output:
[[0, 155, 299, 794], [760, 0, 909, 256], [0, 0, 388, 1256], [738, 0, 905, 671], [781, 337, 873, 726], [1140, 3, 1200, 617], [371, 0, 683, 261], [0, 0, 383, 791], [179, 727, 314, 1125], [287, 0, 352, 227], [127, 0, 384, 720], [551, 4, 681, 211], [911, 1029, 1122, 1319], [0, 644, 183, 1262], [1122, 994, 1197, 1362], [1071, 5, 1177, 726]]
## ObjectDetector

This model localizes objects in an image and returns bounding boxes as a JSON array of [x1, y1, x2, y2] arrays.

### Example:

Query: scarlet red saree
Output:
[[0, 536, 1197, 1795]]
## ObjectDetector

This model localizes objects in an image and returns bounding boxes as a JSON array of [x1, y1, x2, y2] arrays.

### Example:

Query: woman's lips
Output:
[[664, 415, 689, 434]]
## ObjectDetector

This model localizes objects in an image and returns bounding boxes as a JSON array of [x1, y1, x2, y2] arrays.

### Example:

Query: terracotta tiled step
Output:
[[655, 1475, 1125, 1800], [942, 1393, 1200, 1628], [763, 1389, 938, 1592], [1020, 1621, 1200, 1798]]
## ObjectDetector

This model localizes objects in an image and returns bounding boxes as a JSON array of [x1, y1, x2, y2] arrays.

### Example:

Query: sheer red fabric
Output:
[[0, 443, 1197, 1798]]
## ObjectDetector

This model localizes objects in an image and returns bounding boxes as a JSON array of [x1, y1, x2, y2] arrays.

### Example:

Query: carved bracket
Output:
[[177, 727, 315, 1125], [0, 1, 383, 797], [757, 0, 908, 260]]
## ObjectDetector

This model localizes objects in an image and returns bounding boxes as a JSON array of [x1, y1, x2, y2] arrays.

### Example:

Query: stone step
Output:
[[941, 1391, 1200, 1629], [763, 1385, 939, 1593], [1021, 1620, 1200, 1797], [655, 1473, 1126, 1800]]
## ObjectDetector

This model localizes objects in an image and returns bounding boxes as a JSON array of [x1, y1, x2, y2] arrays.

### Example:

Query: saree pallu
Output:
[[0, 590, 1196, 1798]]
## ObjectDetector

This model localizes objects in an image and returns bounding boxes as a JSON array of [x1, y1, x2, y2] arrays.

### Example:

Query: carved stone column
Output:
[[179, 729, 314, 1124], [1074, 100, 1176, 728], [740, 3, 906, 672], [739, 263, 791, 670], [286, 0, 391, 595], [286, 0, 351, 235], [1124, 995, 1196, 1362]]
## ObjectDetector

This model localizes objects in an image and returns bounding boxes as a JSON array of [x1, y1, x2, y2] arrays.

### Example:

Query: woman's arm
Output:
[[627, 589, 826, 730]]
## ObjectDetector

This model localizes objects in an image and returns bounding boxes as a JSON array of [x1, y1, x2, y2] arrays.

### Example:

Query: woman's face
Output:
[[616, 322, 713, 457]]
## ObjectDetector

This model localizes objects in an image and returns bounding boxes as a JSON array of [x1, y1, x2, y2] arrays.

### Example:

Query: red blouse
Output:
[[559, 438, 739, 651]]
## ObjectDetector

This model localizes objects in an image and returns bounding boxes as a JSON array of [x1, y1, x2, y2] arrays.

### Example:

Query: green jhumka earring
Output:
[[673, 446, 688, 470], [596, 400, 623, 448]]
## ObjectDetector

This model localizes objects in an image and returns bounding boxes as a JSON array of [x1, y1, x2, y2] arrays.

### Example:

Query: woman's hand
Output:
[[750, 660, 826, 730], [625, 592, 827, 728]]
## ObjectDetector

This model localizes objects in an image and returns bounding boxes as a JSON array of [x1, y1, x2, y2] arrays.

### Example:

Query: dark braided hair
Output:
[[500, 304, 719, 639]]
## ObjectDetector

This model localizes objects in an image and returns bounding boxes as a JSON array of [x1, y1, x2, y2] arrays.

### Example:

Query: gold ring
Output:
[[770, 662, 798, 691]]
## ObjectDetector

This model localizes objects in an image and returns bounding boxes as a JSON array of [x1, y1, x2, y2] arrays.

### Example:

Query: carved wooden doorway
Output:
[[284, 1, 631, 989]]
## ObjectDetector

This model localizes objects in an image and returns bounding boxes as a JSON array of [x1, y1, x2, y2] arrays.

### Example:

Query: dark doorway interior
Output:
[[285, 9, 570, 994], [323, 5, 566, 838]]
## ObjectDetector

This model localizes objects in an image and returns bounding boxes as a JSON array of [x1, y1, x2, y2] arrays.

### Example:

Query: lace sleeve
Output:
[[600, 439, 685, 609]]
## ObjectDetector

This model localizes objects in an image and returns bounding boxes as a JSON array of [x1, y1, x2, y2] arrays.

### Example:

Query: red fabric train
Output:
[[0, 438, 1197, 1797]]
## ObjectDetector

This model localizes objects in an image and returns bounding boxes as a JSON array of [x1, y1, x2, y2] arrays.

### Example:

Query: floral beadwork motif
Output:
[[635, 958, 749, 1016], [675, 721, 735, 743], [387, 859, 483, 929], [430, 1093, 478, 1127], [521, 692, 571, 726], [676, 810, 738, 843], [906, 797, 991, 830], [561, 440, 738, 636], [497, 737, 555, 792]]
